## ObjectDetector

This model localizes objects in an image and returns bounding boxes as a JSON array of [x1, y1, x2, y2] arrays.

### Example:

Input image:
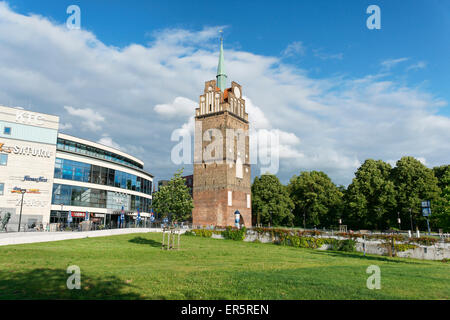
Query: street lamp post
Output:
[[303, 209, 306, 230], [59, 203, 64, 230], [409, 208, 413, 232], [257, 211, 260, 227], [397, 212, 401, 231], [17, 189, 26, 232], [269, 211, 273, 228]]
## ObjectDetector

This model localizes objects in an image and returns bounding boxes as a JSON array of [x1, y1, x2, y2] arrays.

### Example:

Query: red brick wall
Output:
[[193, 189, 251, 228]]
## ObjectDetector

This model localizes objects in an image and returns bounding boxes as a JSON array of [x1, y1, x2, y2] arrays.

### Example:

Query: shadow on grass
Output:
[[309, 249, 423, 264], [129, 236, 162, 248], [0, 268, 144, 300]]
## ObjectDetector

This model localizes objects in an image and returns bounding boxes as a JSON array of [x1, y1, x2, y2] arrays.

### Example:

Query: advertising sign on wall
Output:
[[23, 176, 48, 183], [0, 141, 53, 158], [71, 211, 86, 218]]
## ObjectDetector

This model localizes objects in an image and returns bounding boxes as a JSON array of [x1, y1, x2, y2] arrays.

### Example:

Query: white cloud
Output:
[[407, 61, 427, 71], [282, 41, 305, 57], [64, 106, 104, 131], [0, 3, 448, 185], [58, 122, 73, 130], [417, 157, 427, 165], [154, 96, 196, 118], [380, 57, 409, 70], [97, 134, 122, 150], [245, 96, 270, 130], [313, 49, 343, 60]]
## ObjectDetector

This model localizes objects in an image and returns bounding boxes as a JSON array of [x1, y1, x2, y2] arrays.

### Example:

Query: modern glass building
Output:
[[0, 105, 153, 231], [51, 133, 153, 228]]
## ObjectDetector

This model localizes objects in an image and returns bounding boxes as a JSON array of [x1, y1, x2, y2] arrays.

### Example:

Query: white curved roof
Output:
[[57, 133, 144, 167]]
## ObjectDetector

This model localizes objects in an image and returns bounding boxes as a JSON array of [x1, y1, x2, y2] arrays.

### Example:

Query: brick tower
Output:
[[192, 37, 251, 228]]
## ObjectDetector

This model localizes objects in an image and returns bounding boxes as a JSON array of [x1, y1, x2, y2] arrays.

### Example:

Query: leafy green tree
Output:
[[152, 168, 193, 222], [431, 170, 450, 232], [433, 165, 450, 190], [251, 174, 294, 226], [344, 159, 397, 230], [288, 171, 343, 228], [391, 156, 441, 231]]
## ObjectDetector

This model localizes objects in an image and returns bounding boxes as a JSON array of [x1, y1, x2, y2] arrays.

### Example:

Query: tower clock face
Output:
[[233, 86, 241, 99]]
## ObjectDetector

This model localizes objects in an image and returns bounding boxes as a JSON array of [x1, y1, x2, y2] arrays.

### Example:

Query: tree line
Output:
[[251, 156, 449, 232]]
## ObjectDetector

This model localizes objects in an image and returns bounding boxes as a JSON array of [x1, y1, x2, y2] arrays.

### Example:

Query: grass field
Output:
[[0, 232, 448, 300]]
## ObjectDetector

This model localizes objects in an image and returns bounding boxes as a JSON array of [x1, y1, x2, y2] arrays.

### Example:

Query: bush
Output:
[[394, 243, 417, 252], [339, 239, 357, 252], [284, 235, 325, 249], [276, 234, 356, 252], [408, 237, 438, 246], [325, 238, 356, 252], [222, 227, 246, 241], [184, 229, 213, 237]]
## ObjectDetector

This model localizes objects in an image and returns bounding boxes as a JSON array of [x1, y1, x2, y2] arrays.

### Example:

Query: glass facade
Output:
[[57, 138, 143, 170], [0, 183, 4, 196], [54, 158, 152, 195], [52, 184, 151, 212]]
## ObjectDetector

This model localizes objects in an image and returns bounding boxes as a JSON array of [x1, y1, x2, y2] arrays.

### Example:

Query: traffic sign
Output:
[[421, 201, 430, 208]]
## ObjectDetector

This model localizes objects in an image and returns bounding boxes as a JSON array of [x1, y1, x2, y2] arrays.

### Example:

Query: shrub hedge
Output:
[[185, 226, 439, 254], [184, 229, 214, 237], [222, 227, 247, 241]]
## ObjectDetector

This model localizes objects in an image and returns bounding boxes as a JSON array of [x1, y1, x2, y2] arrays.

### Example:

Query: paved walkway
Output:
[[0, 228, 163, 246]]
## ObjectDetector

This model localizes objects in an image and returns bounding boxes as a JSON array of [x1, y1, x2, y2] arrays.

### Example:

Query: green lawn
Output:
[[0, 232, 448, 300]]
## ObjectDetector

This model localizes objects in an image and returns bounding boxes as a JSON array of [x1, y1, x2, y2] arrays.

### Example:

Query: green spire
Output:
[[216, 34, 227, 92]]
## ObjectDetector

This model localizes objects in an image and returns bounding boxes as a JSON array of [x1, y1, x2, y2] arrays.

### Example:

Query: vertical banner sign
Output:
[[234, 210, 240, 229], [67, 211, 72, 224], [85, 211, 89, 221], [150, 207, 155, 222], [421, 200, 432, 235], [421, 201, 431, 216], [137, 208, 141, 224], [121, 206, 125, 228]]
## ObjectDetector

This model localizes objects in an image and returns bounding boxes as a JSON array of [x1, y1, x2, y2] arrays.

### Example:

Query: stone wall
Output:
[[243, 229, 450, 261]]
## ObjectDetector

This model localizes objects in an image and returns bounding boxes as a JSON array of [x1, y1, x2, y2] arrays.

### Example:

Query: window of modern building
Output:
[[0, 154, 7, 166], [107, 168, 115, 187], [52, 184, 151, 212], [0, 183, 4, 195], [54, 158, 152, 195], [3, 127, 11, 135], [56, 138, 144, 170]]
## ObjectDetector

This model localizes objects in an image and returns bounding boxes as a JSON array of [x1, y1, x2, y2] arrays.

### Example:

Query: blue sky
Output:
[[1, 0, 449, 185], [8, 0, 450, 109]]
